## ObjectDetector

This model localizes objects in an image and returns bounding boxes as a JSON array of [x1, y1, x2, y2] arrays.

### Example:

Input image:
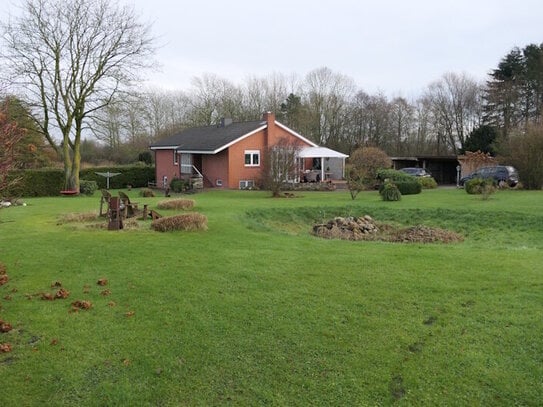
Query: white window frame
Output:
[[180, 153, 192, 174], [244, 150, 260, 167]]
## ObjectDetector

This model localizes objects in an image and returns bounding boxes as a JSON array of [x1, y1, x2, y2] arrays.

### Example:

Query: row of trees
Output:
[[86, 42, 543, 161], [1, 0, 542, 190], [86, 69, 483, 158]]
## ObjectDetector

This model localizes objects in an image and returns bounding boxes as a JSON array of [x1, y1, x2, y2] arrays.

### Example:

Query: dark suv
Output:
[[460, 165, 519, 187]]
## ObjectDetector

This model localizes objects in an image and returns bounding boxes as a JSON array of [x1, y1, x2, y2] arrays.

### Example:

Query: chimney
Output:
[[262, 111, 275, 146], [219, 118, 233, 127], [262, 111, 275, 127]]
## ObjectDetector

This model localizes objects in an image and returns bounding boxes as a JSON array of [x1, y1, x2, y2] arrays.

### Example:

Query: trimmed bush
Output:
[[376, 169, 422, 195], [376, 169, 415, 182], [465, 178, 496, 199], [79, 180, 98, 196], [157, 199, 195, 210], [418, 177, 438, 189], [379, 180, 421, 195], [151, 213, 208, 232], [380, 182, 402, 201], [395, 180, 422, 195], [169, 178, 188, 193]]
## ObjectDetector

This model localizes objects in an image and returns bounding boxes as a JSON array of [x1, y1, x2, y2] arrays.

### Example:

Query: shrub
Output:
[[379, 180, 421, 195], [151, 213, 208, 232], [375, 169, 422, 194], [380, 182, 402, 201], [348, 147, 391, 191], [376, 169, 414, 182], [169, 178, 188, 193], [396, 180, 422, 195], [498, 124, 543, 189], [345, 164, 366, 200], [79, 180, 98, 196], [157, 199, 195, 210], [418, 177, 438, 189], [139, 188, 155, 197], [465, 178, 496, 199]]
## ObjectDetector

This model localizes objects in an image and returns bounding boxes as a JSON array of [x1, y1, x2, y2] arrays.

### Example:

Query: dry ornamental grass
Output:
[[57, 211, 99, 224], [151, 213, 208, 232], [156, 199, 195, 211]]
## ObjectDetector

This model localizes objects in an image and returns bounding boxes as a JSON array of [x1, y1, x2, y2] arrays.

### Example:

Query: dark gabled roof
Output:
[[149, 120, 265, 153]]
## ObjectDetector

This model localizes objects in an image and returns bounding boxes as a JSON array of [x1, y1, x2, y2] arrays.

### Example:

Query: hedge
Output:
[[4, 166, 155, 197], [379, 180, 422, 195], [4, 169, 64, 197], [376, 168, 415, 182], [80, 166, 155, 190]]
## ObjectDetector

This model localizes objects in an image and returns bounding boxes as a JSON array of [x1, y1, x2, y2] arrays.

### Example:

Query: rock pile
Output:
[[312, 215, 379, 241]]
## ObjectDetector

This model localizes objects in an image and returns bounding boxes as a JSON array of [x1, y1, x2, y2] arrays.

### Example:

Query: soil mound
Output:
[[312, 215, 463, 244]]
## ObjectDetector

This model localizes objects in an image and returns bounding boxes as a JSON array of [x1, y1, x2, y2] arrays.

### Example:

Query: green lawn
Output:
[[1, 188, 542, 406]]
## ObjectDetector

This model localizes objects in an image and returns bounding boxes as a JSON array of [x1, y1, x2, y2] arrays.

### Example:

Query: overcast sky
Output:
[[3, 0, 542, 98]]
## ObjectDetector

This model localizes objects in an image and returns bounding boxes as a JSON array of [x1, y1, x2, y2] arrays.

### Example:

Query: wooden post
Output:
[[142, 204, 148, 220]]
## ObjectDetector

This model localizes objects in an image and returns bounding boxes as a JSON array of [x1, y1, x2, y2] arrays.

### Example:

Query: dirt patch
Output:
[[312, 215, 463, 244], [391, 225, 464, 244]]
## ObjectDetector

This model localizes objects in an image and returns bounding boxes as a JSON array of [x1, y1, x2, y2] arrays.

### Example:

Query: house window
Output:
[[239, 180, 254, 189], [180, 153, 192, 174], [244, 150, 260, 167], [173, 151, 178, 165]]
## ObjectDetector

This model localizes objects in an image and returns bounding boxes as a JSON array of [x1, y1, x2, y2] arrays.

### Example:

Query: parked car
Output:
[[400, 167, 432, 178], [460, 165, 519, 187]]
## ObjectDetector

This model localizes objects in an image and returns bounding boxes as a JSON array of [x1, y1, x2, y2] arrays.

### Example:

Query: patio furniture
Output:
[[107, 196, 123, 230], [99, 189, 112, 217], [118, 191, 138, 218], [304, 170, 321, 182]]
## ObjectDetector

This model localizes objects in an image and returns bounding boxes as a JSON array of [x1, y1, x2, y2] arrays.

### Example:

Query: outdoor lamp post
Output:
[[456, 165, 461, 187]]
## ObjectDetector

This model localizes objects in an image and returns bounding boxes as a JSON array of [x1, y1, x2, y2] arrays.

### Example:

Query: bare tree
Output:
[[187, 73, 244, 126], [411, 96, 435, 154], [389, 96, 415, 155], [303, 67, 356, 146], [425, 73, 482, 154], [260, 138, 301, 197], [1, 0, 155, 190], [91, 101, 123, 150], [139, 88, 190, 141], [243, 76, 269, 119], [364, 93, 392, 149]]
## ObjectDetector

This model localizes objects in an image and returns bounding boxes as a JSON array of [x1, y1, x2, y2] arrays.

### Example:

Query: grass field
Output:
[[0, 188, 542, 406]]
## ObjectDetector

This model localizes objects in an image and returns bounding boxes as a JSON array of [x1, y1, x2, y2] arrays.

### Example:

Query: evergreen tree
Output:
[[484, 44, 543, 137], [462, 125, 498, 155]]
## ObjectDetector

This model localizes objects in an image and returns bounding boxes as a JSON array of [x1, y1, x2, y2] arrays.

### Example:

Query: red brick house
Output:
[[149, 112, 347, 189]]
